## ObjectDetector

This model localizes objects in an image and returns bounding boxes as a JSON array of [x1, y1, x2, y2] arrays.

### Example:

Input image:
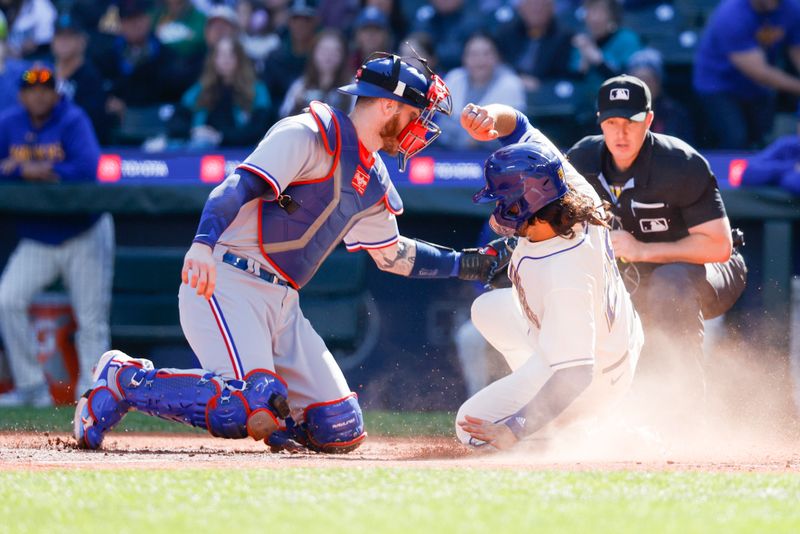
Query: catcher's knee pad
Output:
[[117, 366, 289, 440], [303, 393, 366, 454]]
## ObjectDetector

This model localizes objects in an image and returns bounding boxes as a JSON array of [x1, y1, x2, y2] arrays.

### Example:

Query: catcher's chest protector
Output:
[[257, 102, 402, 289]]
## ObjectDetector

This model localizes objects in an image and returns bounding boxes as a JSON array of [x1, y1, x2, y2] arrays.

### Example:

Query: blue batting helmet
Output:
[[473, 142, 569, 237], [338, 53, 431, 109]]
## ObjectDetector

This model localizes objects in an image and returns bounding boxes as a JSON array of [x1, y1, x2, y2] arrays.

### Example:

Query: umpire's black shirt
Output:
[[566, 131, 726, 243]]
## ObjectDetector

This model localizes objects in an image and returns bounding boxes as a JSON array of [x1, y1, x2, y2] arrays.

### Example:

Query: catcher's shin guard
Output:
[[118, 367, 290, 440], [74, 351, 290, 449]]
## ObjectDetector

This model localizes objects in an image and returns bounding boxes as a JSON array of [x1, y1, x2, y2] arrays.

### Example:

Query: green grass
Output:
[[1, 469, 800, 533], [0, 406, 454, 436], [3, 408, 800, 533]]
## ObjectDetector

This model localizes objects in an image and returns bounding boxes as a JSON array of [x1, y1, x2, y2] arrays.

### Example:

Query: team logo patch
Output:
[[640, 218, 669, 233], [610, 88, 630, 101], [351, 167, 371, 195]]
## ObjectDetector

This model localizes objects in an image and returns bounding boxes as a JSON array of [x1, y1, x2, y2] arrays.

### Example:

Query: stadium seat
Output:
[[622, 3, 685, 43], [526, 79, 595, 147], [648, 29, 699, 67], [526, 79, 583, 118], [674, 0, 720, 29], [110, 246, 184, 343], [111, 105, 168, 146]]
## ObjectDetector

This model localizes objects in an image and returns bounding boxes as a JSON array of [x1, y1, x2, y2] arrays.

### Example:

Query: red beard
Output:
[[379, 113, 404, 155]]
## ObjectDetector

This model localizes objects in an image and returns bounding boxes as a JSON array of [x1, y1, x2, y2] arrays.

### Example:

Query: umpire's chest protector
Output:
[[257, 101, 403, 289]]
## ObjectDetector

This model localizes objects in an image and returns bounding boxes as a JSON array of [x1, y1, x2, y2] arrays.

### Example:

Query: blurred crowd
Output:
[[2, 0, 800, 151]]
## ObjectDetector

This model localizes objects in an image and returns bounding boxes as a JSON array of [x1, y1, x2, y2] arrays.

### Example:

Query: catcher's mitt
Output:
[[458, 236, 517, 289]]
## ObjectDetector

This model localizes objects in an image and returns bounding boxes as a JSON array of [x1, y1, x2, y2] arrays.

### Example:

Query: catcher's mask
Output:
[[338, 51, 452, 171], [473, 142, 569, 237]]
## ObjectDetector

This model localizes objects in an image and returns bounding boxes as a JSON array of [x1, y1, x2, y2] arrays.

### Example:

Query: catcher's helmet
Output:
[[338, 53, 431, 108], [339, 52, 452, 171], [473, 142, 569, 237]]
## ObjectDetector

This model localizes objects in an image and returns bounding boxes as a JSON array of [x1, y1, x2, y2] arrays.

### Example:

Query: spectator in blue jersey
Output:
[[693, 0, 800, 149], [0, 65, 113, 407], [410, 0, 485, 72], [741, 105, 800, 194]]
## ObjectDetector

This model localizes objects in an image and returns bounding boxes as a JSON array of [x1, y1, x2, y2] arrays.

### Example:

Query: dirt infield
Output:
[[2, 432, 799, 472]]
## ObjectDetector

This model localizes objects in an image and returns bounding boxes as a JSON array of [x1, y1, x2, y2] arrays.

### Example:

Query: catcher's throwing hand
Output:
[[458, 415, 519, 450], [460, 104, 499, 142], [182, 242, 217, 299]]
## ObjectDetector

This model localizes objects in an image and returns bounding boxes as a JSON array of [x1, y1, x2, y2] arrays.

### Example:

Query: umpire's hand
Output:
[[610, 230, 644, 263], [182, 242, 216, 299]]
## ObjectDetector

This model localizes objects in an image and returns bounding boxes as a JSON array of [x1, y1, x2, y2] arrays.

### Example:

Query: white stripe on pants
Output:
[[0, 214, 114, 397]]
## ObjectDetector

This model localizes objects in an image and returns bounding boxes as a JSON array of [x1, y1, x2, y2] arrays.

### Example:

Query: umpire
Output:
[[566, 75, 747, 420]]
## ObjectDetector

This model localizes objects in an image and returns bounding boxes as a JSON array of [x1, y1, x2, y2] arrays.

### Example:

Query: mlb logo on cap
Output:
[[609, 88, 630, 101], [597, 75, 652, 123]]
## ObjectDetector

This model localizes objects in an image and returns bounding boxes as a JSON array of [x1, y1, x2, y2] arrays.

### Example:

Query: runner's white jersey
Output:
[[508, 222, 639, 374], [215, 112, 401, 265]]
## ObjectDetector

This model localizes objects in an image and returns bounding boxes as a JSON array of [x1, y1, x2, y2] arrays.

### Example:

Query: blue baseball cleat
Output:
[[73, 350, 151, 450]]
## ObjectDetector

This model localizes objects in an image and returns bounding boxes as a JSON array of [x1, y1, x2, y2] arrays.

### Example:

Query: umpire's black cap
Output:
[[597, 74, 652, 123]]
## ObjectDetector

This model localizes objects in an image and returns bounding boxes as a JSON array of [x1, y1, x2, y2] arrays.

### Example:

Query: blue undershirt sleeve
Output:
[[503, 364, 593, 440], [408, 239, 462, 278], [498, 110, 532, 146], [193, 168, 271, 248]]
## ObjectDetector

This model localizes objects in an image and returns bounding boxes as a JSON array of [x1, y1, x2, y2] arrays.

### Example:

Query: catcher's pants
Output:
[[178, 245, 351, 421], [0, 214, 114, 397], [455, 288, 642, 445]]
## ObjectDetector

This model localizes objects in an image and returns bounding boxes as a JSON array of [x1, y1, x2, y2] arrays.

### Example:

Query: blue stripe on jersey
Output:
[[516, 232, 587, 267]]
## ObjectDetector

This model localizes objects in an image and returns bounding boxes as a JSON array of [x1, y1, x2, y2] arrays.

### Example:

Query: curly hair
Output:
[[530, 184, 611, 238]]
